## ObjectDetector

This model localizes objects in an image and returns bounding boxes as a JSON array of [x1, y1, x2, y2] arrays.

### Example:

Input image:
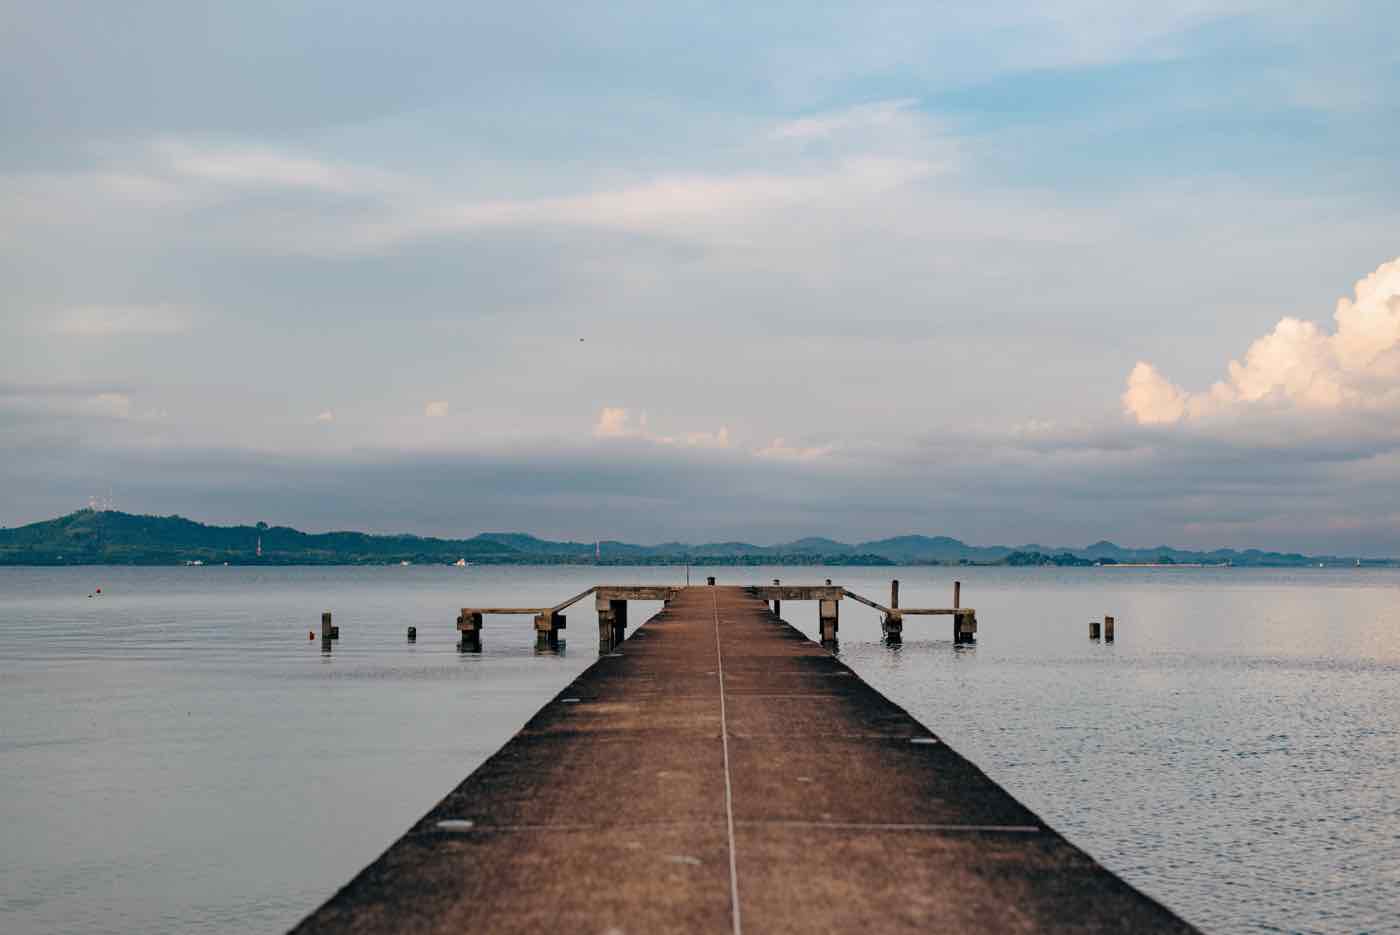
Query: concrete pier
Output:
[[294, 586, 1196, 934]]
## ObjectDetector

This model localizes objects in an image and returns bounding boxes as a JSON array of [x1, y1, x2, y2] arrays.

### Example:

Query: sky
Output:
[[4, 2, 1399, 553]]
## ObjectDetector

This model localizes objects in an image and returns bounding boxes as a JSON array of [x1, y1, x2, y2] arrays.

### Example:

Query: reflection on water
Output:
[[2, 565, 1398, 934]]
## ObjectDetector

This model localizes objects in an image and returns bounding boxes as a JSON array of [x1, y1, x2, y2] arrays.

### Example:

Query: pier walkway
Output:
[[293, 586, 1197, 934]]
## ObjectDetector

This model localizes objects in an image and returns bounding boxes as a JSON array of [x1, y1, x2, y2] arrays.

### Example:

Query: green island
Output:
[[1, 510, 1391, 567]]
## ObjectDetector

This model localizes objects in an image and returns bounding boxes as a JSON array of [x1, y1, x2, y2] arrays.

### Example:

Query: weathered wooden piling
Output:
[[406, 626, 416, 642], [1105, 615, 1115, 642], [706, 575, 716, 586], [772, 578, 781, 617], [293, 586, 1198, 935], [320, 611, 339, 641], [1089, 621, 1101, 640], [891, 578, 900, 609], [954, 580, 961, 609]]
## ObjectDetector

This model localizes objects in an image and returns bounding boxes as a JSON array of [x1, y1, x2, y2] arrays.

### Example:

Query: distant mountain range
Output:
[[0, 510, 1392, 567]]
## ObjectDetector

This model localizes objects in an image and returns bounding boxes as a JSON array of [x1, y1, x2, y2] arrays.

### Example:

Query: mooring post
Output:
[[890, 578, 900, 609], [954, 580, 961, 609], [1089, 620, 1101, 640], [535, 611, 565, 651], [321, 611, 332, 640], [772, 578, 781, 617], [406, 626, 416, 642], [818, 597, 839, 645], [458, 610, 483, 652], [1104, 615, 1115, 642]]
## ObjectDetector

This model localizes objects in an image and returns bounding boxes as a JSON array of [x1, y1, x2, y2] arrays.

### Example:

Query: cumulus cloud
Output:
[[53, 305, 192, 337], [756, 437, 834, 460], [83, 393, 133, 419], [591, 407, 729, 448], [1124, 257, 1400, 425], [424, 400, 450, 418]]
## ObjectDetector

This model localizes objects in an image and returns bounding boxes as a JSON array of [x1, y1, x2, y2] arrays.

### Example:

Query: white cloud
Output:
[[593, 406, 632, 438], [756, 437, 834, 461], [424, 400, 450, 418], [53, 305, 192, 337], [153, 140, 401, 195], [83, 393, 132, 419], [770, 99, 921, 141], [591, 407, 730, 448], [1124, 256, 1400, 425]]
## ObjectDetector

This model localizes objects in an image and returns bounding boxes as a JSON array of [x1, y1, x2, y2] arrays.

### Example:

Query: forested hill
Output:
[[0, 510, 1387, 567]]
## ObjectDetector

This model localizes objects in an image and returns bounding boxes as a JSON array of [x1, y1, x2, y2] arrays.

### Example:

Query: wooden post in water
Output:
[[1104, 615, 1115, 642], [406, 626, 416, 642], [772, 578, 781, 617], [1089, 620, 1101, 640], [890, 579, 900, 609], [321, 611, 333, 640], [954, 581, 961, 609]]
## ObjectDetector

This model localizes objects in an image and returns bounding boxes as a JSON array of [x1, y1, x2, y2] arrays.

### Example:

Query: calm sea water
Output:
[[1, 565, 1397, 934]]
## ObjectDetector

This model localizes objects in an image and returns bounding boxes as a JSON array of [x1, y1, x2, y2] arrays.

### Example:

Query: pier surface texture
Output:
[[293, 586, 1197, 934]]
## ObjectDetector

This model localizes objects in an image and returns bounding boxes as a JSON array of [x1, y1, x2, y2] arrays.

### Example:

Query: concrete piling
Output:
[[954, 610, 977, 644], [596, 597, 628, 652], [818, 597, 839, 645], [458, 610, 483, 652], [534, 612, 565, 651]]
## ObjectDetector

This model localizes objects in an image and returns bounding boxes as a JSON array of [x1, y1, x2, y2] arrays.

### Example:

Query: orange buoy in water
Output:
[[308, 631, 315, 640]]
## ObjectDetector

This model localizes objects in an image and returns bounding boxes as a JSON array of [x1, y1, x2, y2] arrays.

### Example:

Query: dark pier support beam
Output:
[[457, 610, 483, 652]]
